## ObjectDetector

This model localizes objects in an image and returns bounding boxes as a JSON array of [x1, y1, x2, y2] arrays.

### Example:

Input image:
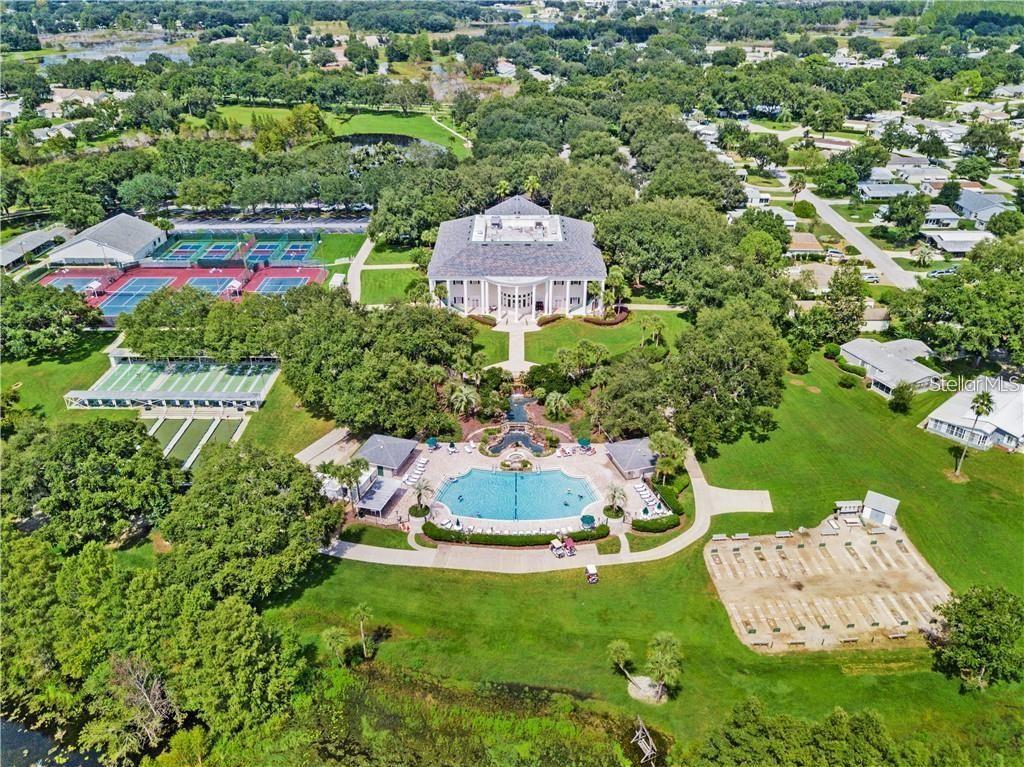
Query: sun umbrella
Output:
[[580, 514, 595, 528], [449, 441, 456, 449], [577, 437, 591, 447], [426, 437, 438, 448]]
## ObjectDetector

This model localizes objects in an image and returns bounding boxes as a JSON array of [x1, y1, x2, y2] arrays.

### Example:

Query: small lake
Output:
[[43, 38, 190, 67], [508, 20, 557, 30], [0, 719, 91, 767]]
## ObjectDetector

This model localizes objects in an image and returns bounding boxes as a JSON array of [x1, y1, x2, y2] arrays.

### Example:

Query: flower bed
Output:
[[583, 310, 629, 326], [469, 314, 497, 327], [423, 522, 610, 546]]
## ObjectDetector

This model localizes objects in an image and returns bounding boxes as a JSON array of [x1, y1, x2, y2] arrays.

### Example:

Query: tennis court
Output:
[[165, 242, 205, 261], [187, 277, 233, 295], [47, 276, 99, 293], [99, 277, 173, 316], [202, 242, 239, 258], [254, 276, 308, 295], [248, 243, 283, 260], [276, 242, 315, 262]]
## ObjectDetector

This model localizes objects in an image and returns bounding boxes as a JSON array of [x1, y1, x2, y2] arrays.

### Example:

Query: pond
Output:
[[1, 719, 91, 767], [488, 429, 545, 455], [42, 38, 190, 67], [506, 395, 534, 423]]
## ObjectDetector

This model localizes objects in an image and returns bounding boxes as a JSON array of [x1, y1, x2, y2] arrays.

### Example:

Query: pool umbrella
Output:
[[426, 437, 438, 448], [577, 437, 591, 447], [449, 441, 456, 449], [580, 514, 595, 528]]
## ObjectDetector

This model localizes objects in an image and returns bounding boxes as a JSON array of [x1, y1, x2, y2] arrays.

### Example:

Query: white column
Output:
[[531, 284, 536, 320], [599, 279, 605, 313], [545, 280, 552, 315], [582, 280, 588, 315], [514, 286, 519, 322], [446, 280, 451, 310], [564, 280, 570, 314]]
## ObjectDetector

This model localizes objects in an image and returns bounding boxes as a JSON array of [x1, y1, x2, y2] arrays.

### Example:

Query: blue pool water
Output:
[[506, 395, 533, 422], [436, 469, 597, 521]]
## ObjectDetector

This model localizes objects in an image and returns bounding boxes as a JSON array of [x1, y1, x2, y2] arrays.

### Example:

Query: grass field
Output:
[[203, 106, 470, 158], [264, 352, 1022, 752], [360, 268, 423, 305], [365, 244, 419, 266], [472, 326, 509, 367], [745, 169, 782, 187], [153, 419, 185, 449], [241, 379, 334, 457], [168, 419, 213, 463], [832, 202, 882, 224], [315, 233, 365, 263], [894, 256, 937, 272], [339, 523, 413, 550], [0, 334, 137, 426], [524, 311, 688, 364]]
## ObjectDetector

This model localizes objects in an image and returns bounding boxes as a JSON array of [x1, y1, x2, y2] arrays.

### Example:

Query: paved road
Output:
[[171, 217, 369, 233], [741, 121, 808, 142], [346, 237, 374, 302], [320, 451, 773, 573], [798, 190, 919, 290]]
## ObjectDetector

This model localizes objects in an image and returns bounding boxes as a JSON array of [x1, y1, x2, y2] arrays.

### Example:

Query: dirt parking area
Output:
[[704, 517, 950, 653]]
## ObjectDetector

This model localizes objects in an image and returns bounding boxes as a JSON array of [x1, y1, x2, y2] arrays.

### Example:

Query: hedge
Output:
[[631, 514, 680, 533], [583, 310, 628, 326], [469, 314, 497, 327], [409, 504, 429, 517], [537, 314, 563, 327], [823, 342, 840, 360], [422, 521, 610, 546], [838, 374, 858, 389], [837, 359, 867, 376]]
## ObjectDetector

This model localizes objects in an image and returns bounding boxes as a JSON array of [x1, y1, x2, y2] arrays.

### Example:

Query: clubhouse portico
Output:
[[427, 196, 607, 323]]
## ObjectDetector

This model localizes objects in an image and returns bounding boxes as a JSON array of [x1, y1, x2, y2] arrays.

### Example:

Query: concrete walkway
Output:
[[346, 237, 375, 302], [629, 303, 683, 312], [362, 262, 416, 270], [295, 427, 351, 467], [798, 190, 918, 290], [321, 452, 773, 573], [431, 115, 473, 149]]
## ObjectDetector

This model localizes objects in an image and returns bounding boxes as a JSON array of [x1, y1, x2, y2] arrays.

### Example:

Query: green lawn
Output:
[[832, 202, 882, 224], [626, 525, 685, 552], [473, 326, 509, 367], [749, 118, 797, 130], [524, 311, 689, 364], [360, 268, 423, 305], [824, 130, 866, 142], [241, 379, 334, 457], [596, 536, 622, 554], [628, 287, 674, 305], [0, 333, 137, 426], [153, 419, 185, 449], [339, 523, 414, 550], [365, 244, 419, 266], [893, 257, 937, 272], [203, 106, 470, 158], [113, 540, 156, 570], [168, 419, 214, 463], [315, 233, 365, 263], [745, 170, 782, 188], [265, 352, 1022, 752]]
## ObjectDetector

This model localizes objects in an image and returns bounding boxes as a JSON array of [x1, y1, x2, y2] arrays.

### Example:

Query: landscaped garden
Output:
[[472, 325, 509, 367], [240, 378, 334, 457], [525, 311, 689, 364]]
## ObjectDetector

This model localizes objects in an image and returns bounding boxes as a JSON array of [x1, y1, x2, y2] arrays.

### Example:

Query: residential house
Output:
[[860, 303, 892, 333], [47, 213, 167, 267], [869, 167, 895, 183], [857, 183, 917, 201], [925, 376, 1023, 452], [993, 84, 1024, 99], [605, 438, 657, 480], [495, 58, 517, 77], [895, 165, 950, 184], [789, 231, 824, 257], [839, 338, 941, 398], [923, 204, 960, 228], [0, 98, 22, 122], [814, 137, 856, 155], [428, 196, 606, 322], [952, 189, 1013, 228], [786, 261, 835, 293], [920, 179, 982, 197], [885, 153, 930, 172], [744, 185, 771, 208], [922, 229, 996, 254], [979, 110, 1010, 124], [766, 205, 797, 229], [37, 87, 108, 118]]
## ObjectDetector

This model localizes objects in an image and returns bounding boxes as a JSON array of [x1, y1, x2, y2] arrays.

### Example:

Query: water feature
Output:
[[42, 38, 190, 67], [488, 429, 544, 455], [1, 719, 91, 767], [436, 468, 596, 521], [506, 394, 534, 423]]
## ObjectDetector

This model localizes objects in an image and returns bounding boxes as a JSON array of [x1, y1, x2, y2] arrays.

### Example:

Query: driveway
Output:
[[798, 190, 918, 290]]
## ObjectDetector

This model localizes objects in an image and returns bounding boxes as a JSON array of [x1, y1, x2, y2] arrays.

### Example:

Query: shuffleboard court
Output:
[[99, 277, 173, 316], [187, 277, 233, 294], [255, 276, 308, 295], [47, 276, 99, 293]]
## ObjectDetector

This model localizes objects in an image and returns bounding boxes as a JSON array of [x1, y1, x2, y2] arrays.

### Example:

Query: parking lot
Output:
[[704, 518, 950, 653]]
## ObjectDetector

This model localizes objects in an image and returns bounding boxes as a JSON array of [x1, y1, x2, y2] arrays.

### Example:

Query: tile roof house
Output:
[[925, 376, 1023, 452], [428, 196, 606, 322], [920, 180, 982, 197], [839, 338, 941, 398], [788, 231, 824, 256], [47, 213, 166, 266]]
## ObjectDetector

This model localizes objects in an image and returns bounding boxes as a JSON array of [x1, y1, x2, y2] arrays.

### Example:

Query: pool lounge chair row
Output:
[[403, 456, 430, 485], [435, 520, 579, 538]]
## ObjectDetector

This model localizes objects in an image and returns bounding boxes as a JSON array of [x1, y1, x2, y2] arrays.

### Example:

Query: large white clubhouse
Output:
[[427, 196, 607, 322]]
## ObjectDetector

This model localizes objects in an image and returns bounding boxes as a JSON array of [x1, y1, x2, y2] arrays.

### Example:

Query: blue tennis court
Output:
[[48, 276, 98, 293], [255, 276, 308, 295], [276, 242, 314, 262], [203, 243, 238, 257], [248, 244, 282, 259], [100, 277, 173, 316], [165, 243, 205, 261], [187, 277, 232, 295]]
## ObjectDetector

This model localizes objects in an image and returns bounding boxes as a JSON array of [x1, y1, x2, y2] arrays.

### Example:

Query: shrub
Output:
[[422, 522, 610, 546], [565, 386, 587, 407], [837, 359, 867, 376], [793, 200, 816, 218], [604, 504, 624, 519], [469, 314, 497, 327], [639, 344, 669, 363], [583, 310, 628, 326], [844, 244, 860, 256], [632, 514, 681, 533], [823, 342, 841, 359], [888, 381, 915, 414], [537, 313, 563, 327], [787, 340, 811, 374], [838, 374, 858, 389], [524, 363, 571, 394], [870, 224, 890, 239], [409, 504, 429, 517]]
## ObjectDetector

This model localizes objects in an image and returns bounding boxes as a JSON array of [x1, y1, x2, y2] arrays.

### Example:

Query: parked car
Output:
[[863, 272, 881, 283], [927, 267, 958, 278]]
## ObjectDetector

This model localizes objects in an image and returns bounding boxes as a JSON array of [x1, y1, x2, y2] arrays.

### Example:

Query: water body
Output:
[[506, 395, 534, 423], [42, 38, 190, 67], [508, 20, 557, 31], [436, 468, 596, 521], [0, 720, 91, 767], [488, 429, 545, 455]]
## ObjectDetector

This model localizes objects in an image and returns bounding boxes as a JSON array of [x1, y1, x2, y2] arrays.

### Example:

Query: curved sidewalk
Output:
[[321, 453, 772, 573]]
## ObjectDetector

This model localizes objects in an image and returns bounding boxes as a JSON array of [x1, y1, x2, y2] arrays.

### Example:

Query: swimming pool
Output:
[[436, 468, 597, 521]]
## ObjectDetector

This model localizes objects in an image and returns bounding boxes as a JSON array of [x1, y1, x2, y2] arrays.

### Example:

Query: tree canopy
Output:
[[1, 275, 102, 360]]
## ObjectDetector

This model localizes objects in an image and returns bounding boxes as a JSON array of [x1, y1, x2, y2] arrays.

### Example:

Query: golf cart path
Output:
[[321, 452, 773, 573], [346, 237, 375, 302]]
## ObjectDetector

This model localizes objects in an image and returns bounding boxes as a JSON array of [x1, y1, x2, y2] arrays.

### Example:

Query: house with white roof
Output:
[[0, 98, 22, 122], [744, 185, 771, 208], [869, 167, 895, 183], [861, 491, 900, 529], [766, 205, 797, 229], [923, 205, 960, 228], [952, 189, 1013, 228], [839, 338, 941, 398], [428, 196, 606, 322], [885, 153, 930, 171], [993, 84, 1024, 99], [920, 180, 982, 197], [857, 183, 917, 201], [895, 165, 951, 184], [47, 213, 166, 266], [925, 377, 1023, 452], [923, 229, 995, 254]]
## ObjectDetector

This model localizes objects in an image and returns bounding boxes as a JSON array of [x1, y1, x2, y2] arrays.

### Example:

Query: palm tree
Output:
[[412, 476, 434, 509], [449, 384, 480, 418], [607, 485, 627, 516], [955, 391, 995, 476], [336, 457, 370, 506], [321, 626, 350, 667], [496, 179, 512, 198], [544, 391, 569, 421], [645, 632, 682, 701], [649, 430, 685, 483], [350, 603, 373, 659], [523, 174, 541, 200], [606, 639, 640, 690], [789, 172, 806, 201], [638, 314, 666, 347]]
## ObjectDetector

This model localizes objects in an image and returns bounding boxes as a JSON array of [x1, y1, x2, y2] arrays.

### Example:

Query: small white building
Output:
[[766, 205, 797, 229], [862, 491, 900, 529], [923, 205, 960, 229], [839, 338, 941, 398], [495, 58, 517, 77], [895, 165, 950, 184], [857, 183, 917, 201], [605, 437, 657, 479], [47, 213, 166, 267], [925, 377, 1023, 452], [744, 185, 771, 208]]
